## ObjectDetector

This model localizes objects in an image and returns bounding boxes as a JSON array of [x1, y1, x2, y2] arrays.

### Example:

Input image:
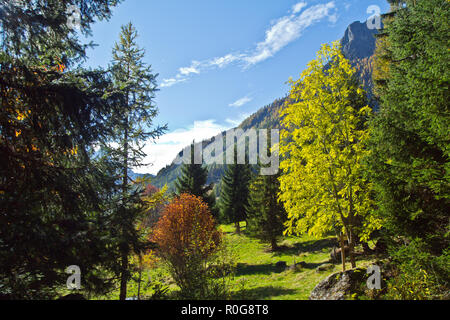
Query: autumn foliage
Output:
[[151, 193, 222, 296], [152, 193, 221, 262]]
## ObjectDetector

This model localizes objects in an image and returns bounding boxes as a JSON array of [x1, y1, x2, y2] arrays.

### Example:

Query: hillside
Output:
[[151, 21, 378, 192]]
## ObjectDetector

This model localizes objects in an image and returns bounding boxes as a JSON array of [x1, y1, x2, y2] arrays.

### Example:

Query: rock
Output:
[[340, 21, 378, 61], [275, 261, 287, 269], [288, 265, 299, 272], [289, 262, 306, 272], [309, 268, 367, 300], [330, 246, 350, 263], [315, 263, 334, 272]]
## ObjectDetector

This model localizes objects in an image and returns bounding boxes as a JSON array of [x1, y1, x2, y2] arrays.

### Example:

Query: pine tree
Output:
[[247, 170, 287, 251], [175, 143, 217, 217], [106, 22, 166, 300], [219, 147, 252, 234], [0, 1, 122, 298]]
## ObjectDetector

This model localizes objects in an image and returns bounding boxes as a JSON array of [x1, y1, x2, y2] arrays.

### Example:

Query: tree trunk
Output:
[[340, 233, 346, 271], [137, 269, 142, 300], [119, 121, 129, 301], [347, 186, 356, 268], [235, 221, 241, 235], [119, 252, 128, 300], [271, 238, 278, 252], [347, 230, 356, 269]]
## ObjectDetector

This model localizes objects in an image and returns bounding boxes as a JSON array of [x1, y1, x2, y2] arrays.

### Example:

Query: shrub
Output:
[[385, 240, 449, 300], [151, 194, 224, 299]]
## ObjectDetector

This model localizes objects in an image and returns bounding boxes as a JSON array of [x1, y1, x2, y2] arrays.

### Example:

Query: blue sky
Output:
[[84, 0, 390, 174]]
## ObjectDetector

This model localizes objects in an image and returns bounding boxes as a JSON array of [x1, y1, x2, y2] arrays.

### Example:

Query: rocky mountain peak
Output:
[[340, 21, 378, 61]]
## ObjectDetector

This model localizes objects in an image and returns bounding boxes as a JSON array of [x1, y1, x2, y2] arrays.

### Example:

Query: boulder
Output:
[[309, 268, 367, 300], [289, 262, 307, 272], [315, 263, 334, 272], [330, 246, 349, 263]]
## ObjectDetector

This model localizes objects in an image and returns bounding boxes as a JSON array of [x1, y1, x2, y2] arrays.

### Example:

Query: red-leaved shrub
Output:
[[151, 193, 222, 297]]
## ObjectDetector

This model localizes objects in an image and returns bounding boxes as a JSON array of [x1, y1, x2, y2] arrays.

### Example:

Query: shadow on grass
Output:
[[231, 286, 298, 300], [236, 263, 285, 276], [273, 238, 338, 256], [298, 262, 328, 269]]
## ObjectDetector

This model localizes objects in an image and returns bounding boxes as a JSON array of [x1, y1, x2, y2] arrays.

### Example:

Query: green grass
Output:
[[220, 223, 377, 300], [101, 222, 379, 300]]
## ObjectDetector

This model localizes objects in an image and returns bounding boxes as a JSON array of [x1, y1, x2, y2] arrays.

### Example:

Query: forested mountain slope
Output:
[[150, 21, 378, 191]]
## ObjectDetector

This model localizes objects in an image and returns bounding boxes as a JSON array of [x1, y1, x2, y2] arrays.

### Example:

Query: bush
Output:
[[151, 194, 225, 299], [385, 240, 449, 300]]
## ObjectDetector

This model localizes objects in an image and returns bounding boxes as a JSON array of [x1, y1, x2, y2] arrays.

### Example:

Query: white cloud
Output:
[[244, 2, 336, 65], [328, 12, 338, 24], [292, 2, 307, 14], [208, 54, 243, 68], [134, 114, 249, 175], [161, 1, 337, 88], [161, 77, 187, 88], [225, 112, 251, 127], [179, 66, 200, 76], [229, 96, 253, 108]]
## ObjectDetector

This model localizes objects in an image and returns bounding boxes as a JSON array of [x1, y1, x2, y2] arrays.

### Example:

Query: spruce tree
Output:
[[368, 0, 449, 294], [106, 22, 166, 300], [0, 0, 122, 298], [247, 170, 286, 251], [219, 147, 252, 234], [175, 143, 217, 216]]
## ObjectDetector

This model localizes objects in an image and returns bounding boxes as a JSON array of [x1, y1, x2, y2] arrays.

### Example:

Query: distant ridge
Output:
[[150, 21, 379, 191]]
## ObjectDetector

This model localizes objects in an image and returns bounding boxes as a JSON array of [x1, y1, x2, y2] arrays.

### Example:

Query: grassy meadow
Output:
[[99, 223, 380, 300]]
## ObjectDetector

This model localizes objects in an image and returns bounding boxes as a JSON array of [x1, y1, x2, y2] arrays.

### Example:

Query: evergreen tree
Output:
[[247, 170, 287, 251], [175, 143, 217, 217], [106, 22, 166, 300], [368, 0, 449, 296], [0, 0, 122, 298], [219, 147, 252, 234]]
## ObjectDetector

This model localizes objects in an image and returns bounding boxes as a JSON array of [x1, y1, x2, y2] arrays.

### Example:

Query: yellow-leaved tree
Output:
[[279, 41, 382, 270]]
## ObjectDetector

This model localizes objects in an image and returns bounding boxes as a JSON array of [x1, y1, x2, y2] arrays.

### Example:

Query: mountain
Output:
[[341, 21, 377, 61], [129, 170, 155, 182], [341, 21, 379, 103], [150, 21, 378, 192]]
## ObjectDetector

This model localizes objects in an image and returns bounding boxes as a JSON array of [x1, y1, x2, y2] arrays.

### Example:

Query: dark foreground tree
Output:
[[369, 0, 449, 298], [0, 0, 122, 299]]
